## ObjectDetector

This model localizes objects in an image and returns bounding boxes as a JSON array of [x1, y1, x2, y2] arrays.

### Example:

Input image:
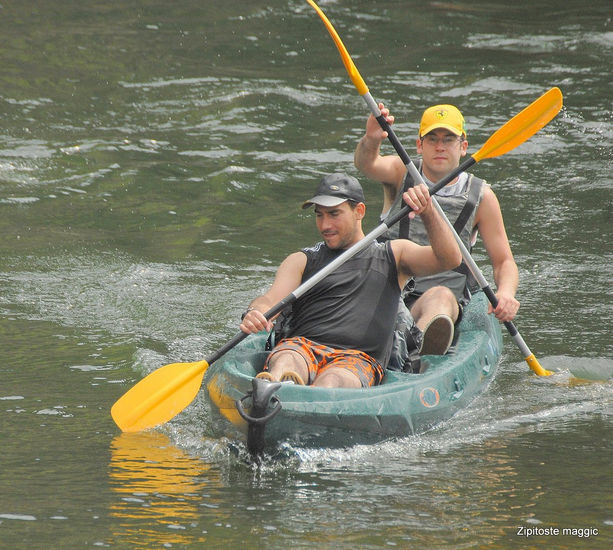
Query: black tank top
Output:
[[286, 240, 400, 366]]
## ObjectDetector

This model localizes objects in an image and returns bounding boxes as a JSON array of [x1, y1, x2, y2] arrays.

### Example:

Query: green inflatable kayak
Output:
[[204, 291, 502, 454]]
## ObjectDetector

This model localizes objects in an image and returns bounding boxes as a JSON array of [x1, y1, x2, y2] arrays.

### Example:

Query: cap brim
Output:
[[301, 195, 348, 209], [420, 123, 464, 137]]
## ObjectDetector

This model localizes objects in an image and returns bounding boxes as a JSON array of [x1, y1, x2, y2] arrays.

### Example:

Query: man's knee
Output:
[[411, 286, 459, 323], [422, 285, 456, 302], [313, 367, 361, 388], [268, 349, 307, 373]]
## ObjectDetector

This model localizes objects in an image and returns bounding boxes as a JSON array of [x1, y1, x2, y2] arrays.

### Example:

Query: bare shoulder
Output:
[[388, 155, 408, 188], [281, 250, 308, 271], [476, 184, 503, 223], [267, 250, 308, 298], [475, 183, 511, 246], [480, 183, 501, 206], [389, 238, 414, 253], [390, 238, 420, 268]]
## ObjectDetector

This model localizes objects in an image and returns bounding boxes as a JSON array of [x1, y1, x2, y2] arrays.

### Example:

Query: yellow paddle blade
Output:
[[307, 0, 369, 96], [525, 354, 553, 377], [111, 359, 209, 432], [473, 87, 563, 162]]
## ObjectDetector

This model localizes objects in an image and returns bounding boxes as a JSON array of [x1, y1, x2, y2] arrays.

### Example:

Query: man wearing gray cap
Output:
[[239, 173, 461, 388]]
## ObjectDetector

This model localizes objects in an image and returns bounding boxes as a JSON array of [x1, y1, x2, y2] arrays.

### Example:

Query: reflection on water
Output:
[[108, 432, 211, 546]]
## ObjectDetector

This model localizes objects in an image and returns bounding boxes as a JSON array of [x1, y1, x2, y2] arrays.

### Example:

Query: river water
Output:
[[1, 1, 611, 548]]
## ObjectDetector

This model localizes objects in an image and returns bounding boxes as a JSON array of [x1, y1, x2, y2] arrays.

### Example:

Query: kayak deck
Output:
[[204, 291, 503, 450]]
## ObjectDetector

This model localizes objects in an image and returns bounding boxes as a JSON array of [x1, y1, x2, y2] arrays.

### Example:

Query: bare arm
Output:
[[354, 103, 407, 211], [392, 184, 462, 283], [475, 186, 519, 321], [239, 251, 307, 334]]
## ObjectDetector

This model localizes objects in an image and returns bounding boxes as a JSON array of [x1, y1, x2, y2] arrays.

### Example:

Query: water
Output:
[[1, 0, 611, 548]]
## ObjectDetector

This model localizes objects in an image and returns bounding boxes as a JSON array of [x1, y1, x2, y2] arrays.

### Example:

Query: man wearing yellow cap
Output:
[[354, 103, 519, 360]]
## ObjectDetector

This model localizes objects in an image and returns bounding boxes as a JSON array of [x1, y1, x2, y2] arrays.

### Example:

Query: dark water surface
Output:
[[1, 1, 611, 548]]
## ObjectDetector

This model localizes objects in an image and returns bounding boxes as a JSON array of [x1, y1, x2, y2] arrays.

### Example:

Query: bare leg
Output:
[[262, 348, 364, 388], [410, 286, 458, 355], [312, 366, 361, 388], [410, 286, 459, 330], [265, 349, 309, 384]]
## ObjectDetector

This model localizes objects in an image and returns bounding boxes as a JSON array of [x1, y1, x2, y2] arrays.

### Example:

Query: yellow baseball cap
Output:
[[419, 104, 466, 137]]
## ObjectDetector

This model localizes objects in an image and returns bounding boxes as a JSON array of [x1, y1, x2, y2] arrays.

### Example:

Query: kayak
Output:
[[203, 291, 503, 454]]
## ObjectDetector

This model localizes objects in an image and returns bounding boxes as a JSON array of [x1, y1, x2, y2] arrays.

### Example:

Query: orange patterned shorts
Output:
[[264, 336, 384, 387]]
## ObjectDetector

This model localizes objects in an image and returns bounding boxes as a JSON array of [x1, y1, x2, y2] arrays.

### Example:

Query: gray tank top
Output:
[[381, 167, 485, 300]]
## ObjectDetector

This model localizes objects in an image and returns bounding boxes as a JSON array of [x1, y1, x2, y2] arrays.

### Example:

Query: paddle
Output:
[[307, 0, 560, 376]]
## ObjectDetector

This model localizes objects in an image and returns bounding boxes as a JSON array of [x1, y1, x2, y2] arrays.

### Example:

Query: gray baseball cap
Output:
[[302, 173, 366, 209]]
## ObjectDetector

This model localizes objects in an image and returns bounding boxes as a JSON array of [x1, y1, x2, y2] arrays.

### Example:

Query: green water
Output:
[[1, 1, 611, 548]]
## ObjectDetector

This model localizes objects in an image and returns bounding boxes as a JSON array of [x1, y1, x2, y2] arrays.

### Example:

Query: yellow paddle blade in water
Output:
[[111, 360, 209, 432], [474, 87, 563, 162], [525, 353, 552, 377], [306, 0, 369, 96]]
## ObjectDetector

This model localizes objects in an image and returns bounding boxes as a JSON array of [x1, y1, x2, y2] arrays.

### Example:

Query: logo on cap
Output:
[[419, 104, 465, 138]]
